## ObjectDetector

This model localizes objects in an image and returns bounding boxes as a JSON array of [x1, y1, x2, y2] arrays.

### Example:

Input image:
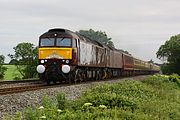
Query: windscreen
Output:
[[56, 38, 71, 47], [40, 38, 72, 47], [40, 38, 55, 46]]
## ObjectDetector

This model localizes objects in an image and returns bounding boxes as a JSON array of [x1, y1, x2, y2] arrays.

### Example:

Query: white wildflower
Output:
[[83, 102, 93, 107], [164, 75, 169, 78], [57, 109, 62, 113], [39, 106, 44, 109], [99, 105, 107, 109], [40, 115, 46, 119]]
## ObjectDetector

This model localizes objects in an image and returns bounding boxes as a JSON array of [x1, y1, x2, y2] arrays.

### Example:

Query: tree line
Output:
[[156, 34, 180, 75]]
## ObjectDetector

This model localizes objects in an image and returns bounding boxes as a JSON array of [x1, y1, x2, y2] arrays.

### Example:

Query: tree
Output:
[[77, 29, 115, 48], [156, 34, 180, 75], [148, 59, 154, 64], [0, 55, 7, 79], [8, 42, 38, 79], [9, 59, 18, 65], [117, 49, 131, 55]]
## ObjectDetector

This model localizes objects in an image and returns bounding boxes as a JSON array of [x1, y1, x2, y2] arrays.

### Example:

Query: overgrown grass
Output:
[[6, 74, 180, 120], [3, 65, 23, 80]]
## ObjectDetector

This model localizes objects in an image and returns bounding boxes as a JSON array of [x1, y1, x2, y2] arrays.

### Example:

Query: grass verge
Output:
[[3, 65, 22, 80]]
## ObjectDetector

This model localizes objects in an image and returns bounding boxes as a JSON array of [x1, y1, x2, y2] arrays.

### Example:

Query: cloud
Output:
[[0, 0, 180, 63]]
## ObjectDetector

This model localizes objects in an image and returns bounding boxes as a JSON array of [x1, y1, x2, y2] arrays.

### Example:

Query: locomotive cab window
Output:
[[56, 38, 72, 47], [40, 38, 72, 47], [40, 38, 55, 46]]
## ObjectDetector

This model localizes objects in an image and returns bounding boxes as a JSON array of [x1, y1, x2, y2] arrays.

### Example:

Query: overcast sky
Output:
[[0, 0, 180, 63]]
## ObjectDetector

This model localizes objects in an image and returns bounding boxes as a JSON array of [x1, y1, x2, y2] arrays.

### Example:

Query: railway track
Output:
[[0, 80, 70, 95], [0, 75, 150, 95], [0, 81, 75, 95], [0, 79, 40, 85], [0, 84, 46, 95]]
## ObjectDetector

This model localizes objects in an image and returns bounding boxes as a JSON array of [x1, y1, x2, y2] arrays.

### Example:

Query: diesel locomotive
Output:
[[36, 28, 160, 84]]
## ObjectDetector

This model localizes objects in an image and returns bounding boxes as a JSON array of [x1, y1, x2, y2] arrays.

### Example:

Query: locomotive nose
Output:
[[37, 65, 45, 73]]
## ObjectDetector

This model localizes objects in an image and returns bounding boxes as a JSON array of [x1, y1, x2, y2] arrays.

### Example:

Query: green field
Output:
[[3, 65, 23, 80]]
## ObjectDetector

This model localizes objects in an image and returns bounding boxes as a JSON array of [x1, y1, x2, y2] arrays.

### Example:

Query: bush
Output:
[[56, 93, 66, 110], [169, 74, 180, 86], [0, 55, 7, 79], [0, 66, 7, 79], [42, 96, 57, 109], [77, 81, 156, 110], [0, 65, 7, 80]]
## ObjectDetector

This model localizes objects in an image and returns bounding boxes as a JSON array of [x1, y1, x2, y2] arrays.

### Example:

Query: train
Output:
[[36, 28, 160, 84]]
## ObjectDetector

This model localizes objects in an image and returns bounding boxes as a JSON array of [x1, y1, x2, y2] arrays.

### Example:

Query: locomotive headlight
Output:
[[65, 60, 69, 64], [37, 65, 45, 73], [40, 60, 45, 64], [62, 65, 70, 73]]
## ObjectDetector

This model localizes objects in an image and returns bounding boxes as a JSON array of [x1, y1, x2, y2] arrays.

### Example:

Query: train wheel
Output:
[[96, 70, 102, 80], [71, 70, 77, 84], [102, 69, 107, 79], [81, 71, 86, 82], [95, 70, 99, 80], [67, 74, 72, 84], [107, 69, 112, 78], [53, 79, 57, 84], [47, 79, 51, 85], [74, 69, 82, 83]]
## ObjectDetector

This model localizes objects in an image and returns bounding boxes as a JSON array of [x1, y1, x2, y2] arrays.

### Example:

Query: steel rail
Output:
[[0, 84, 47, 95], [0, 79, 40, 85]]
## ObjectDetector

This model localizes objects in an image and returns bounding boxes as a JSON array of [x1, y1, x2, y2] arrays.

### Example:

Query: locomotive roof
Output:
[[40, 28, 77, 38], [41, 28, 119, 50], [42, 28, 106, 47]]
